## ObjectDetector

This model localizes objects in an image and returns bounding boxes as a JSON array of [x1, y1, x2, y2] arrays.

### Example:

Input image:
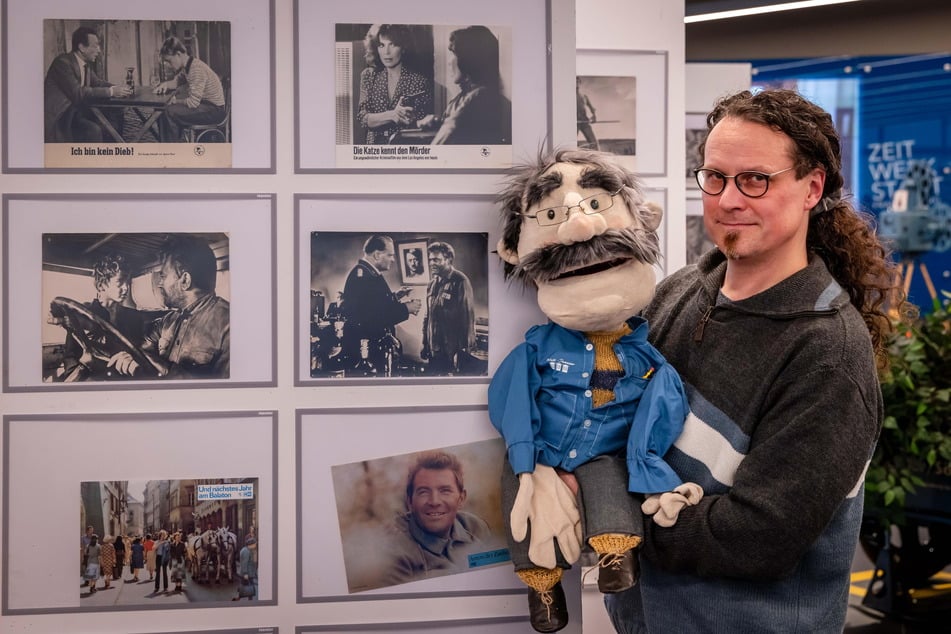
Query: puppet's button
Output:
[[585, 343, 594, 351], [582, 371, 589, 378], [583, 420, 591, 428], [584, 389, 592, 398], [569, 449, 578, 459]]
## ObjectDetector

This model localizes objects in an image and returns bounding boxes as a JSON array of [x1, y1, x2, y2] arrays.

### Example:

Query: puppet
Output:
[[489, 148, 701, 633]]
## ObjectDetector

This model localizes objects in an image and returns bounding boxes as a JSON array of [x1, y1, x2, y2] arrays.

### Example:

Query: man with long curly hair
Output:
[[606, 88, 911, 633]]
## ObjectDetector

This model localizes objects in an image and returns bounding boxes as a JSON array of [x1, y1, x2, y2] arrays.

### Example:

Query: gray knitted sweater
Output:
[[634, 249, 882, 633]]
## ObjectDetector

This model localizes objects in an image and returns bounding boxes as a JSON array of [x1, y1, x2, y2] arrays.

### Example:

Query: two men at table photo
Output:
[[44, 27, 228, 144]]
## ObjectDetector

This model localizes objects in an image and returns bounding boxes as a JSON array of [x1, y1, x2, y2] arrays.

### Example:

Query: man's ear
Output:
[[640, 201, 663, 232], [180, 270, 193, 291], [496, 237, 520, 266], [805, 168, 826, 211]]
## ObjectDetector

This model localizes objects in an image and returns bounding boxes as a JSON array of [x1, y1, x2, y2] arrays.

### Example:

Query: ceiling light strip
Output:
[[686, 0, 865, 24]]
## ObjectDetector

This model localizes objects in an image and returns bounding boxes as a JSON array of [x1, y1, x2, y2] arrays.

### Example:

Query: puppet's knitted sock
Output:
[[516, 566, 562, 592], [586, 324, 632, 407], [588, 533, 642, 561]]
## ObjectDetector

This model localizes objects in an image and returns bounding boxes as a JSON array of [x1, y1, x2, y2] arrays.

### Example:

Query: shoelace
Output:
[[597, 551, 625, 570], [538, 588, 554, 621], [580, 551, 628, 589]]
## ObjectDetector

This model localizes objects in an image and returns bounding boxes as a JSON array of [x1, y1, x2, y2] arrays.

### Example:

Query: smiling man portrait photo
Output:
[[380, 450, 494, 586]]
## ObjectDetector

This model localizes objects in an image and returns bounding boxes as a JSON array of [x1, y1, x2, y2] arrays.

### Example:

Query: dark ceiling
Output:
[[685, 0, 951, 23], [685, 0, 951, 60]]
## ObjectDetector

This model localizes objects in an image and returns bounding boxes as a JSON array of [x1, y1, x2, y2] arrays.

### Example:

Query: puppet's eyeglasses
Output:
[[694, 166, 795, 198], [522, 189, 622, 227]]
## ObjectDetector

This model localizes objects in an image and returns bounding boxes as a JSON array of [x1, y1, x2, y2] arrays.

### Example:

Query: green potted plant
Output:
[[866, 291, 951, 518], [861, 290, 951, 608]]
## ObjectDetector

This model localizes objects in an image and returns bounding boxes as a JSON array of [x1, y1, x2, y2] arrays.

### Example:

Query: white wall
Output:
[[685, 63, 752, 114], [0, 1, 687, 633]]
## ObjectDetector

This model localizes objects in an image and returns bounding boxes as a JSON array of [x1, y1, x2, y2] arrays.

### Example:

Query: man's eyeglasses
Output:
[[522, 189, 622, 227], [694, 166, 795, 198]]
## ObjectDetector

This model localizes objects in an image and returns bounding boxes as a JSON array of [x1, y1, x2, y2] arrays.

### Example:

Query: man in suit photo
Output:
[[44, 25, 132, 142]]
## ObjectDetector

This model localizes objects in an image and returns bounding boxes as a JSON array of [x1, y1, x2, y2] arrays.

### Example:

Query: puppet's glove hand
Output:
[[641, 482, 703, 528], [511, 466, 583, 569]]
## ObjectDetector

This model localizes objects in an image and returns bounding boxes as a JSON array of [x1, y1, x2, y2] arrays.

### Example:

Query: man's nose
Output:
[[717, 178, 746, 209], [556, 192, 608, 244]]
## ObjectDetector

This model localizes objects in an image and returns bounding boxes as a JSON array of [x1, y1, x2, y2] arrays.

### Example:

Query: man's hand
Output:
[[555, 468, 579, 496], [154, 81, 175, 95], [404, 298, 422, 315], [107, 351, 139, 376], [113, 85, 133, 98], [510, 466, 582, 569], [641, 482, 703, 527], [416, 114, 438, 130], [78, 348, 94, 369]]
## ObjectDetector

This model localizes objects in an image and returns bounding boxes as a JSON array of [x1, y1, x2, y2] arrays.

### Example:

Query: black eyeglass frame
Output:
[[521, 188, 623, 227], [693, 166, 796, 198]]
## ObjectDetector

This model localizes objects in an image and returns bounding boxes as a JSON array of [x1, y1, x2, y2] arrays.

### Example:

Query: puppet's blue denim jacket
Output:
[[488, 317, 687, 494]]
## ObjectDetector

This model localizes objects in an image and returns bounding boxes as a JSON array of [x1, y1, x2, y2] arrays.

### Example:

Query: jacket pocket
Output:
[[536, 389, 578, 450]]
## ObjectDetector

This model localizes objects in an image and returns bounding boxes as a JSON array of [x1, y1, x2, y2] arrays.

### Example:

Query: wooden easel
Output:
[[902, 259, 938, 304]]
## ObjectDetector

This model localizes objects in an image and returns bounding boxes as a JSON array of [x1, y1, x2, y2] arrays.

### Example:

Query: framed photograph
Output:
[[78, 477, 260, 602], [2, 0, 275, 173], [294, 194, 546, 386], [2, 193, 277, 392], [685, 112, 708, 189], [576, 49, 667, 176], [294, 0, 572, 172], [297, 405, 523, 601], [574, 75, 636, 154], [297, 617, 530, 633], [2, 411, 277, 614], [332, 438, 510, 593], [398, 240, 430, 285], [307, 229, 488, 380], [686, 194, 716, 266]]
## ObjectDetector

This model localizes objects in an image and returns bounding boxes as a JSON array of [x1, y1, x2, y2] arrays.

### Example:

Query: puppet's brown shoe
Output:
[[597, 549, 639, 593], [527, 581, 568, 633]]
